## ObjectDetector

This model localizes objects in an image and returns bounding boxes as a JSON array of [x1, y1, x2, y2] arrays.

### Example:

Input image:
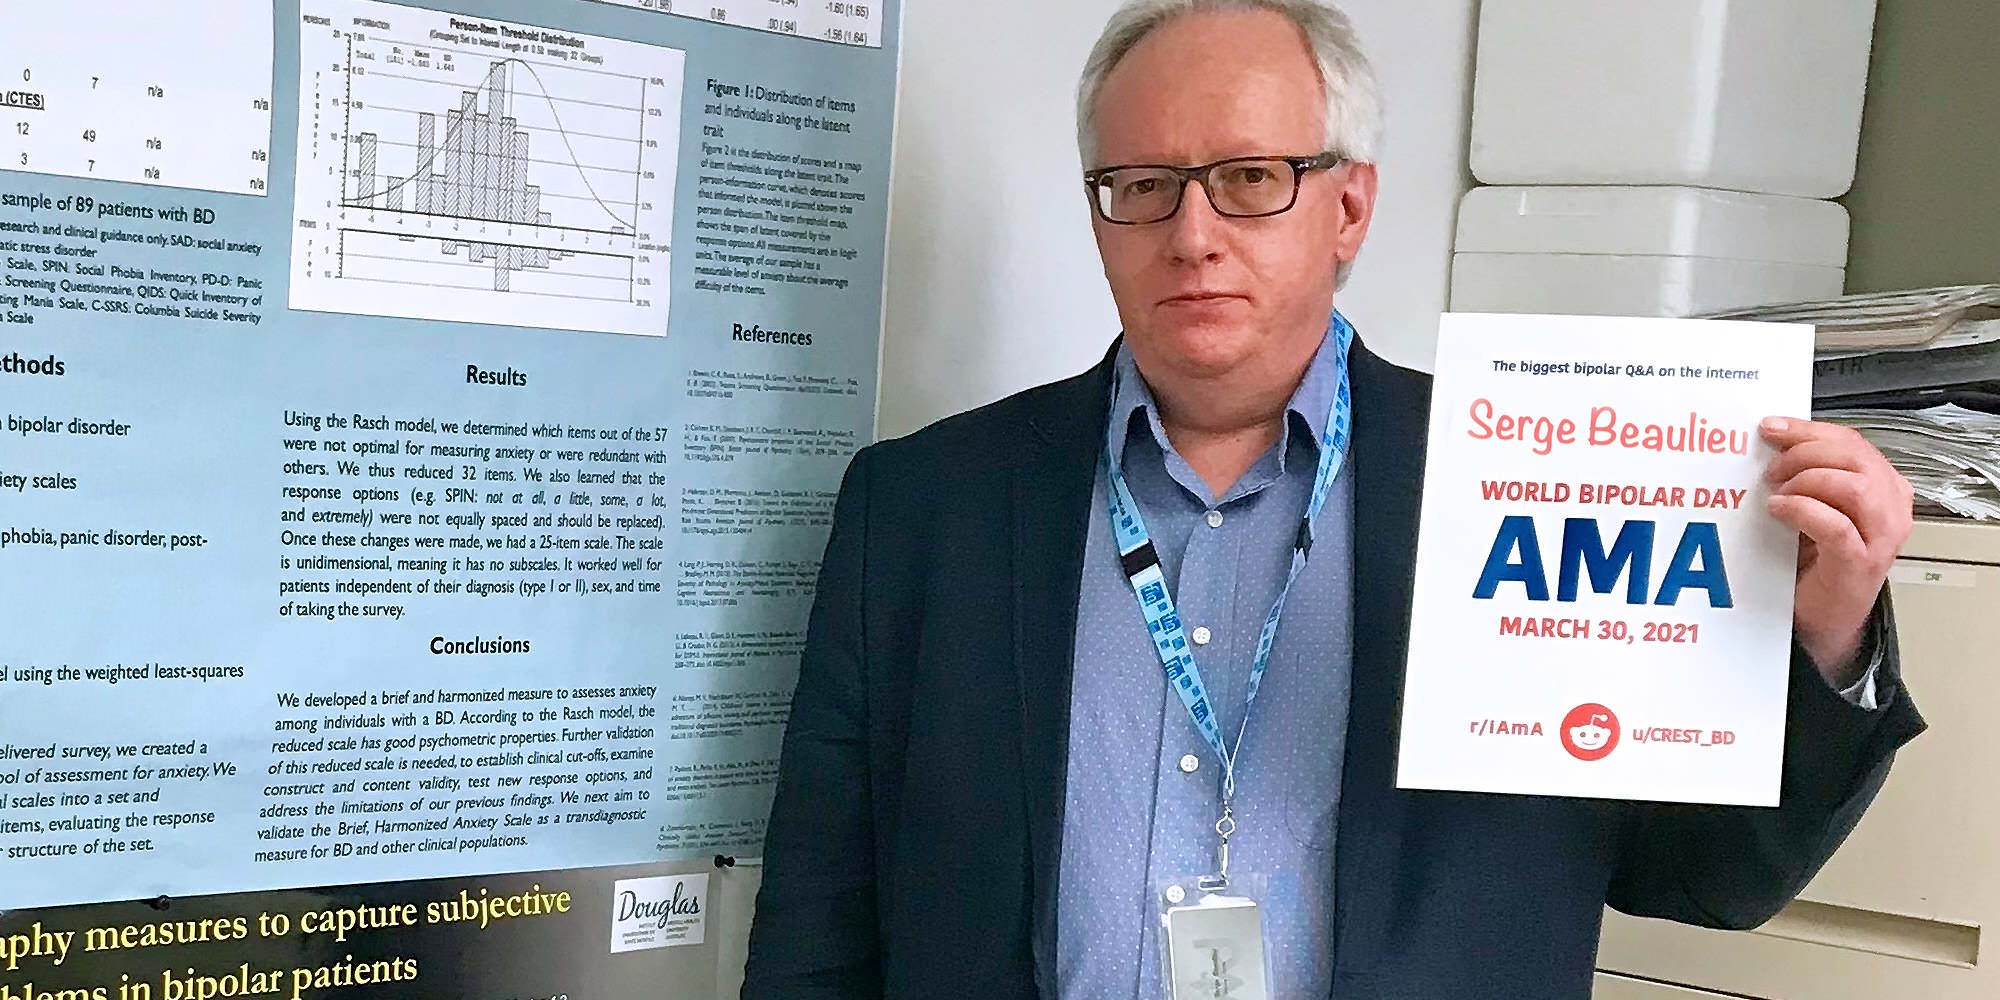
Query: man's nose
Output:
[[1164, 177, 1226, 265]]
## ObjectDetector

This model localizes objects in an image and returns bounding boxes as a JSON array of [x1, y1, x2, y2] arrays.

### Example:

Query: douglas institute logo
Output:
[[1560, 704, 1620, 762], [610, 874, 708, 954]]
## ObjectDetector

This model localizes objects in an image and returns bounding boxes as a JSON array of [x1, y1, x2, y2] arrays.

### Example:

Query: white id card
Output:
[[1161, 889, 1268, 1000]]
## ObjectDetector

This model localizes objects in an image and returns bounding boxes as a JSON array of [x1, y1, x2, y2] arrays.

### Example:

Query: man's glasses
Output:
[[1083, 152, 1345, 225]]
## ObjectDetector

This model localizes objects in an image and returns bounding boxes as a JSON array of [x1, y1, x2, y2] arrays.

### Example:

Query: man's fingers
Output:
[[1763, 417, 1917, 559], [1759, 415, 1856, 449], [1773, 468, 1892, 547], [1764, 435, 1878, 487], [1766, 493, 1868, 564]]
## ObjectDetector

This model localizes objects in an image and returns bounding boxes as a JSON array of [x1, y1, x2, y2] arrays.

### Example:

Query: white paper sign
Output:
[[1396, 314, 1813, 805], [610, 874, 709, 954]]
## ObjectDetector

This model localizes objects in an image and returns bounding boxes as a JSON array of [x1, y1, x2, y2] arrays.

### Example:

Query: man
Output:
[[743, 1, 1925, 997]]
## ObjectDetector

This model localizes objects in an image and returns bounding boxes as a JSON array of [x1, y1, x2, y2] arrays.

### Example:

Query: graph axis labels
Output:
[[289, 0, 685, 338]]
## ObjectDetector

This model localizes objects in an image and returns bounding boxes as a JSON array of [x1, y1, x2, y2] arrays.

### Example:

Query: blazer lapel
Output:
[[1334, 340, 1434, 970], [1001, 338, 1429, 988], [1014, 348, 1117, 997]]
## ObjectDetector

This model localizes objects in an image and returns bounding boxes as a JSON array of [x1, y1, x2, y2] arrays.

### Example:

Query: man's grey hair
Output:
[[1077, 0, 1384, 285], [1076, 0, 1383, 168]]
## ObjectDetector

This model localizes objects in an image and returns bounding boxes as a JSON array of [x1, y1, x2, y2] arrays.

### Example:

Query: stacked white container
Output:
[[1451, 0, 1879, 317]]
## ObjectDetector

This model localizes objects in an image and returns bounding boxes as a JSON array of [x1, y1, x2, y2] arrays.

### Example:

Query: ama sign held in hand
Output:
[[1396, 313, 1812, 805]]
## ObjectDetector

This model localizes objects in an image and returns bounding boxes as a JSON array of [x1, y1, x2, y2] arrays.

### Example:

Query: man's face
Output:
[[1088, 10, 1376, 385]]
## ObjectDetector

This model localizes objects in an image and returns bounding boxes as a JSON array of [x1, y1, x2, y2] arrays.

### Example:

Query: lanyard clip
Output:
[[1205, 801, 1237, 889]]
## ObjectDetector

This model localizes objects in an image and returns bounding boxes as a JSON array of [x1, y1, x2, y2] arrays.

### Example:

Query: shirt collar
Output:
[[1108, 312, 1352, 474]]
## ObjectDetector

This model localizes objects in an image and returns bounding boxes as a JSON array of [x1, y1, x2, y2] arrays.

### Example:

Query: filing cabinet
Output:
[[1594, 517, 1999, 998]]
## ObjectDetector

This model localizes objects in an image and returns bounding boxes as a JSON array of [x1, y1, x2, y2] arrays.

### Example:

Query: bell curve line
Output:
[[346, 55, 648, 233]]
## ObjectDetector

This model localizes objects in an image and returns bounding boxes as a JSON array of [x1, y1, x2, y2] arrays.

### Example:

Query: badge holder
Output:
[[1156, 809, 1272, 1000]]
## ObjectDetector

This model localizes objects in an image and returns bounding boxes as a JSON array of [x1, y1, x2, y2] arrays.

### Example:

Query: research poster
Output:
[[0, 861, 737, 1000], [1, 0, 898, 954], [1396, 314, 1812, 806]]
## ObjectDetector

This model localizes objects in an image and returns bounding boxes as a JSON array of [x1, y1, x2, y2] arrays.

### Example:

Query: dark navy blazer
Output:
[[742, 340, 1925, 999]]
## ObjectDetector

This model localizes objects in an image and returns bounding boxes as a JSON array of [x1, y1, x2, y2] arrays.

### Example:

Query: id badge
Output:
[[1158, 875, 1270, 1000]]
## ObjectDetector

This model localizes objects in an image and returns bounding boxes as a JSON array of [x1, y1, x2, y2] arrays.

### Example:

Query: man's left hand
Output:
[[1761, 416, 1914, 686]]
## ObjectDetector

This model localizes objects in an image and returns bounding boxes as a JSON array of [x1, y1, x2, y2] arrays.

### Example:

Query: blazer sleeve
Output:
[[1605, 588, 1927, 929], [741, 446, 882, 998]]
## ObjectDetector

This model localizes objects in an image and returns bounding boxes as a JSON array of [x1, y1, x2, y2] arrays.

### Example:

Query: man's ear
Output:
[[1333, 161, 1379, 266]]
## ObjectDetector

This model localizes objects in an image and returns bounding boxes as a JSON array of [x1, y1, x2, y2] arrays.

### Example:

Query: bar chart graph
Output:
[[289, 0, 684, 337]]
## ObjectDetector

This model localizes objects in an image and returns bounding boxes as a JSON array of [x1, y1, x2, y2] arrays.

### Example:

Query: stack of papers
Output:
[[1820, 404, 2000, 520], [1706, 284, 2000, 354], [1840, 317, 2000, 355], [1715, 285, 2000, 519], [1810, 334, 2000, 398]]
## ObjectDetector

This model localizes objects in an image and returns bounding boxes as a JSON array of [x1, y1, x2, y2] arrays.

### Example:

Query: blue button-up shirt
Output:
[[1051, 324, 1886, 1000], [1056, 329, 1356, 1000]]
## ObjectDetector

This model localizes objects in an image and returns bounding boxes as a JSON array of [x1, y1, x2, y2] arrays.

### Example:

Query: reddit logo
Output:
[[1560, 704, 1619, 761]]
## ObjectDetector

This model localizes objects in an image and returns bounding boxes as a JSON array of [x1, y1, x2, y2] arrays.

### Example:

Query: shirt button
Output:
[[1179, 754, 1201, 773], [1205, 510, 1224, 528], [1191, 626, 1212, 646]]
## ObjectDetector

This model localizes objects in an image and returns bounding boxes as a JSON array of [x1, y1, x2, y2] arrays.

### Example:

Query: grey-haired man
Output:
[[744, 2, 1922, 997]]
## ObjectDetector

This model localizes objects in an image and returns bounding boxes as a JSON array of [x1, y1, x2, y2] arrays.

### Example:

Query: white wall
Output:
[[715, 865, 761, 999], [1334, 0, 1480, 369], [876, 0, 1482, 439], [875, 0, 1126, 439]]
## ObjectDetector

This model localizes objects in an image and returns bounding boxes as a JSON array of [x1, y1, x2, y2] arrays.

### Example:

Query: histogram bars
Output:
[[290, 0, 683, 337], [345, 57, 642, 234], [341, 57, 647, 292]]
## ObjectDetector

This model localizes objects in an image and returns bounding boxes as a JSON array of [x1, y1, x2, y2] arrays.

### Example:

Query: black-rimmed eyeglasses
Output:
[[1083, 152, 1345, 225]]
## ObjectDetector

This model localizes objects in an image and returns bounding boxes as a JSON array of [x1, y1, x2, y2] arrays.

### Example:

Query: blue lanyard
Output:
[[1104, 313, 1354, 808]]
